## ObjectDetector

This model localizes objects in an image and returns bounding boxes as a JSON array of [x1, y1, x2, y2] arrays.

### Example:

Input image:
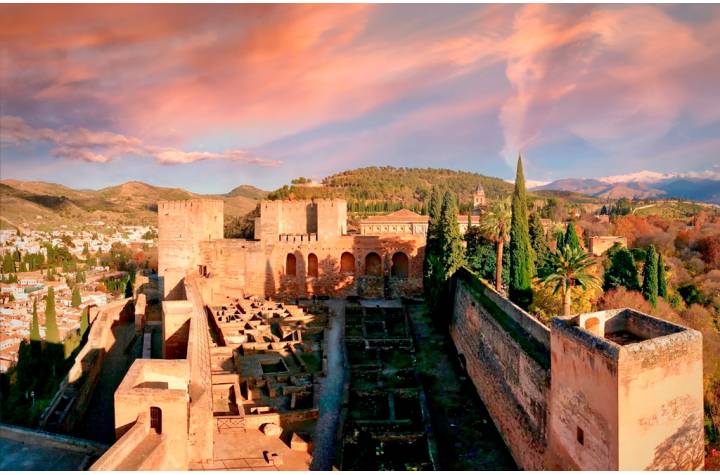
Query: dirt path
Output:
[[309, 299, 346, 470]]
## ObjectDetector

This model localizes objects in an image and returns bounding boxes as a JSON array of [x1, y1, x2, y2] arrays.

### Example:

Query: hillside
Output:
[[0, 180, 263, 231], [267, 166, 601, 212], [0, 168, 603, 232], [268, 166, 517, 212]]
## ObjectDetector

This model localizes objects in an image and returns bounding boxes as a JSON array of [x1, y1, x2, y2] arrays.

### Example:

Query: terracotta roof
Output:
[[360, 209, 429, 223], [360, 209, 482, 225]]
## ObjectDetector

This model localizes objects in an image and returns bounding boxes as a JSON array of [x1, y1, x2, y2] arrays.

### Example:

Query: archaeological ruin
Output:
[[83, 197, 704, 471]]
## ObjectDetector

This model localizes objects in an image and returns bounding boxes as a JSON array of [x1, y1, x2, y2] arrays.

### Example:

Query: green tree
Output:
[[71, 286, 81, 307], [80, 307, 89, 337], [1, 253, 14, 273], [657, 253, 667, 300], [423, 187, 443, 301], [564, 222, 581, 251], [29, 299, 41, 343], [603, 247, 640, 291], [124, 278, 134, 298], [642, 244, 659, 307], [44, 287, 60, 344], [509, 155, 534, 309], [554, 228, 565, 251], [529, 212, 551, 277], [479, 197, 511, 291], [542, 245, 599, 315], [465, 228, 509, 287], [438, 191, 465, 279]]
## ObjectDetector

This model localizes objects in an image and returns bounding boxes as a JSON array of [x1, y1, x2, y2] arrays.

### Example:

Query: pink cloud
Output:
[[498, 5, 719, 165], [0, 115, 279, 167]]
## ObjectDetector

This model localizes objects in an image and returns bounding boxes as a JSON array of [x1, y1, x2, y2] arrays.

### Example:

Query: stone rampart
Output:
[[449, 267, 550, 470], [184, 275, 214, 463], [39, 298, 134, 433]]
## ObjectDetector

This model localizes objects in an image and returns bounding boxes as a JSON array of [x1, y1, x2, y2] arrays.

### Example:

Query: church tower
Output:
[[473, 183, 486, 215]]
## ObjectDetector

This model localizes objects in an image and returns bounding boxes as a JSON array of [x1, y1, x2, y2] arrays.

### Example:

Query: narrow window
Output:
[[150, 406, 162, 434], [576, 426, 584, 445]]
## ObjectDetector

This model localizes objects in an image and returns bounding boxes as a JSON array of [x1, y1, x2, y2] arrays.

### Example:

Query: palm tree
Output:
[[479, 197, 511, 291], [542, 245, 599, 315]]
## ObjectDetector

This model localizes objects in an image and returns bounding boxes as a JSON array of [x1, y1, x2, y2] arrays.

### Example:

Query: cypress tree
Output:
[[564, 221, 581, 250], [423, 187, 443, 308], [657, 253, 668, 299], [438, 191, 465, 278], [30, 299, 41, 342], [71, 286, 81, 307], [45, 286, 60, 344], [509, 155, 534, 309], [80, 307, 89, 337], [555, 229, 565, 251], [642, 245, 659, 307], [425, 187, 443, 257], [124, 278, 133, 298], [603, 247, 640, 291]]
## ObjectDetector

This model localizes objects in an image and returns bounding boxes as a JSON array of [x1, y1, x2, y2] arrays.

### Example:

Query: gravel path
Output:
[[309, 299, 346, 470]]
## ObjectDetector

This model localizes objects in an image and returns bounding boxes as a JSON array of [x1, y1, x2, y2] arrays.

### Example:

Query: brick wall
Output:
[[449, 268, 550, 470]]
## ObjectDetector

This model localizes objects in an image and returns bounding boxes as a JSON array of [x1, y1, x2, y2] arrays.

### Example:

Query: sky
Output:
[[1, 4, 720, 193]]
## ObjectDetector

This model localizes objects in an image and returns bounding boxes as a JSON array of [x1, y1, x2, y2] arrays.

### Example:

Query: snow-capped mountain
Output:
[[532, 169, 720, 204]]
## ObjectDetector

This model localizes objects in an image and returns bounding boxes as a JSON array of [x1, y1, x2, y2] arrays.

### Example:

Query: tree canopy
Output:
[[509, 156, 534, 309]]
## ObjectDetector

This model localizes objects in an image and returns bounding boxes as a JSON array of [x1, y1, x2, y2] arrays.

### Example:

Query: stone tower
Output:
[[158, 199, 224, 299], [547, 309, 704, 470], [472, 183, 486, 215]]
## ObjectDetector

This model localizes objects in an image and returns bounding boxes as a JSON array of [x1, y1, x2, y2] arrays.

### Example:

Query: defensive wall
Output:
[[448, 267, 704, 470], [39, 297, 134, 433], [90, 274, 213, 470], [159, 199, 425, 301]]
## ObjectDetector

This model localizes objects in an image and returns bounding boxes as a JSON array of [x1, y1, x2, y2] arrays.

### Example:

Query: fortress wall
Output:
[[198, 235, 425, 299], [41, 298, 134, 433], [449, 268, 550, 470], [184, 275, 214, 463], [617, 330, 704, 470], [547, 322, 620, 470]]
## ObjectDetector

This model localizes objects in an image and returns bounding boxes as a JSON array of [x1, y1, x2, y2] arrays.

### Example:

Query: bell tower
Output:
[[473, 183, 486, 215]]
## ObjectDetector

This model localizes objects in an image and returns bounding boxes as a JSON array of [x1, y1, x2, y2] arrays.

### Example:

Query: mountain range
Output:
[[532, 170, 720, 204], [0, 179, 266, 231]]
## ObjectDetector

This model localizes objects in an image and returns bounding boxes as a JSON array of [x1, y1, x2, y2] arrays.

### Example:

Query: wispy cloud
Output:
[[1, 4, 720, 189], [0, 115, 280, 166]]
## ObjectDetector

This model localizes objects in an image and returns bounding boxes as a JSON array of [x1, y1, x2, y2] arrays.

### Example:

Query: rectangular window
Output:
[[577, 426, 584, 446]]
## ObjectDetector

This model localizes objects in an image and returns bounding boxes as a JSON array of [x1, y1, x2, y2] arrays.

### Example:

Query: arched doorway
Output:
[[391, 252, 409, 278], [286, 254, 297, 276], [307, 253, 319, 278], [150, 406, 162, 434], [365, 252, 382, 276], [340, 252, 355, 274]]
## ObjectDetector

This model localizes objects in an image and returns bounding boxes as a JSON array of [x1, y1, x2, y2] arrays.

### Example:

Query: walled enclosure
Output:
[[158, 199, 425, 301], [449, 267, 704, 471]]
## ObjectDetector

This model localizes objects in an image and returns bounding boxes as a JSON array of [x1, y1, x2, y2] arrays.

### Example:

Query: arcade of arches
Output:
[[285, 251, 411, 278]]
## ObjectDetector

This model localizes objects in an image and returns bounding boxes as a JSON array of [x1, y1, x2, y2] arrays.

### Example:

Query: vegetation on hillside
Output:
[[268, 166, 516, 214]]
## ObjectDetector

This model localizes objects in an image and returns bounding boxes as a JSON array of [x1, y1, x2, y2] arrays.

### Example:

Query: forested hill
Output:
[[268, 167, 516, 213]]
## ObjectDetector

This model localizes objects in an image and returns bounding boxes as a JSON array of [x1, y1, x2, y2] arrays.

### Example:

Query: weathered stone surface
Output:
[[262, 423, 281, 437]]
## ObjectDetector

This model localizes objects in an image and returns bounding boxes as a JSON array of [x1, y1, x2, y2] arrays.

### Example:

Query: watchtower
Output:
[[158, 199, 224, 299], [548, 309, 704, 470]]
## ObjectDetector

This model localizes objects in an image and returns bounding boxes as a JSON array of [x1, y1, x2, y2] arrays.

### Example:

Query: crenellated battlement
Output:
[[158, 199, 224, 213]]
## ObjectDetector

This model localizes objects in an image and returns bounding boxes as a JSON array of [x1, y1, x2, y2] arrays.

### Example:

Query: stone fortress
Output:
[[88, 194, 704, 471]]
